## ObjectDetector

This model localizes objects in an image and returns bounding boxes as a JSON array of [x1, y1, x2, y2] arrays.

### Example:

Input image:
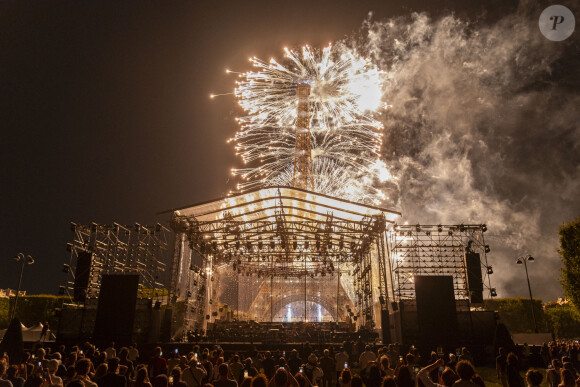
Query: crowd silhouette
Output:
[[1, 339, 580, 387]]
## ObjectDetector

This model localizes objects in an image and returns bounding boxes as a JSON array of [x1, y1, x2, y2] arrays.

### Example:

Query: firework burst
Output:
[[229, 43, 390, 204]]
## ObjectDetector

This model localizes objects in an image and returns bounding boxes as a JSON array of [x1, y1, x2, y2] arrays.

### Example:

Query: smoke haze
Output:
[[361, 1, 579, 300]]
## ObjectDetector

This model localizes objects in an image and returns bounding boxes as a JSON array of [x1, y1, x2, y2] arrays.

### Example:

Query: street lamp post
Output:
[[516, 255, 538, 333], [10, 253, 35, 321]]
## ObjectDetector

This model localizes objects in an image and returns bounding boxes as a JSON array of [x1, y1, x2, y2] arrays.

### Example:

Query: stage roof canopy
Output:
[[171, 186, 400, 225], [169, 186, 400, 270]]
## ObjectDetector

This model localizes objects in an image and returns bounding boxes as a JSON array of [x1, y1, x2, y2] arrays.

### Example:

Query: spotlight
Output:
[[485, 245, 490, 253], [58, 286, 66, 295], [155, 223, 162, 233], [459, 224, 465, 232], [62, 264, 70, 273], [448, 230, 453, 236], [437, 224, 443, 232], [490, 288, 497, 297], [481, 224, 487, 232], [487, 266, 493, 275], [293, 239, 298, 250], [415, 224, 421, 232], [270, 240, 275, 249], [66, 243, 72, 252]]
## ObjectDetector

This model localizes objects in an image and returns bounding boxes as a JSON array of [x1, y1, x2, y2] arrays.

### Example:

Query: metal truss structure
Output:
[[293, 84, 313, 190], [169, 186, 400, 334], [62, 222, 171, 303], [388, 224, 493, 303]]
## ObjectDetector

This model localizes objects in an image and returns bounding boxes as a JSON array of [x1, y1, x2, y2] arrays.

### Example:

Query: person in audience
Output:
[[270, 369, 287, 387], [171, 367, 188, 387], [525, 370, 542, 387], [7, 365, 25, 387], [128, 346, 139, 365], [229, 356, 244, 383], [381, 376, 397, 387], [506, 353, 523, 387], [104, 345, 116, 361], [359, 347, 377, 369], [417, 358, 445, 387], [301, 355, 322, 387], [238, 378, 251, 387], [287, 351, 302, 378], [339, 369, 351, 387], [151, 375, 168, 387], [335, 348, 349, 386], [440, 368, 459, 387], [250, 375, 267, 387], [293, 373, 310, 387], [262, 353, 275, 381], [379, 356, 394, 379], [558, 369, 575, 387], [42, 359, 63, 387], [319, 350, 335, 387], [212, 359, 225, 382], [458, 350, 473, 365], [212, 364, 237, 387], [118, 348, 134, 380], [547, 359, 562, 387], [453, 361, 482, 387], [63, 366, 77, 386], [350, 375, 362, 387], [395, 366, 413, 387], [167, 353, 181, 376], [148, 348, 167, 379], [134, 368, 152, 387], [361, 362, 382, 387], [182, 360, 207, 387], [239, 359, 257, 383], [0, 361, 14, 387], [496, 348, 507, 387], [447, 355, 457, 373], [97, 358, 126, 387], [72, 359, 98, 387], [94, 364, 108, 381]]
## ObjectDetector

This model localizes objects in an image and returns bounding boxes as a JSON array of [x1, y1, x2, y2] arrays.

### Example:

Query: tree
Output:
[[559, 217, 580, 313]]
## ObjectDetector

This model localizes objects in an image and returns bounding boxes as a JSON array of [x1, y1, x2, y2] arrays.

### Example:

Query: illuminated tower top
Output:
[[292, 83, 313, 190]]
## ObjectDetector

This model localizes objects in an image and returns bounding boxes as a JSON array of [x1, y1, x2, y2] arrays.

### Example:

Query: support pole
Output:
[[10, 260, 26, 321]]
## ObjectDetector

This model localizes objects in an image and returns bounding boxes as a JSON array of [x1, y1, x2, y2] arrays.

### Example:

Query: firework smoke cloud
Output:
[[363, 1, 578, 300]]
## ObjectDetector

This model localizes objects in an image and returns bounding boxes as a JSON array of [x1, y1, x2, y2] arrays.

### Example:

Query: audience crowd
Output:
[[1, 339, 579, 387]]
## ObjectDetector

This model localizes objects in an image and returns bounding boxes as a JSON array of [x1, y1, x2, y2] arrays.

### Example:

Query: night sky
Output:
[[1, 0, 577, 301]]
